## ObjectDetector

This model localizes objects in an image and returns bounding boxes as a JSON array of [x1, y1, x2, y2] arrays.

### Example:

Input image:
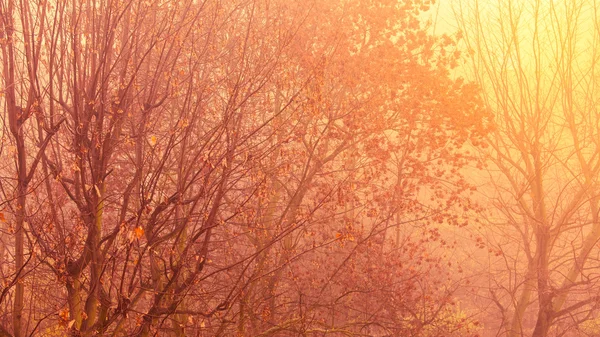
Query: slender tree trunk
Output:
[[13, 184, 25, 337], [1, 1, 26, 334], [531, 143, 551, 337], [508, 263, 535, 337], [532, 230, 552, 337]]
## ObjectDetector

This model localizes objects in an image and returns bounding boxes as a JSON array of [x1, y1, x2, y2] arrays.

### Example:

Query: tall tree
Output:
[[457, 0, 600, 336], [0, 0, 64, 335]]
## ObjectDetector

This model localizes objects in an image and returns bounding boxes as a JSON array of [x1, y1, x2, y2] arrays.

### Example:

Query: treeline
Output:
[[0, 0, 488, 336]]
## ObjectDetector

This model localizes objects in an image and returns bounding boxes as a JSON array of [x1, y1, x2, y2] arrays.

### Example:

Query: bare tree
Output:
[[0, 0, 64, 335], [457, 0, 600, 336]]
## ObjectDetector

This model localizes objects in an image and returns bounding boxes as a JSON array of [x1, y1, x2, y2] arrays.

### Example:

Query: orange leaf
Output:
[[134, 226, 144, 239]]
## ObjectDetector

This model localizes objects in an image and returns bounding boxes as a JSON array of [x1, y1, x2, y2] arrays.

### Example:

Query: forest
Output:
[[0, 0, 599, 336]]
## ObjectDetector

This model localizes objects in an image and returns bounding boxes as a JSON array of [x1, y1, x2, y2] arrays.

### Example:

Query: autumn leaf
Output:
[[134, 226, 144, 239], [128, 226, 145, 243]]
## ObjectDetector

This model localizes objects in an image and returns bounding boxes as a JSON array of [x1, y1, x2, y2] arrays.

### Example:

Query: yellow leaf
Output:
[[150, 135, 157, 146]]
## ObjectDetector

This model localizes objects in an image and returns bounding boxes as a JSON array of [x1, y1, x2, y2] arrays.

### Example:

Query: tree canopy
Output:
[[1, 0, 493, 336]]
